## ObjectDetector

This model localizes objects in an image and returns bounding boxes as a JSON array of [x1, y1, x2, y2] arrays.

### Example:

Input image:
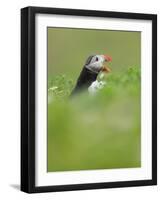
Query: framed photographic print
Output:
[[21, 6, 157, 193]]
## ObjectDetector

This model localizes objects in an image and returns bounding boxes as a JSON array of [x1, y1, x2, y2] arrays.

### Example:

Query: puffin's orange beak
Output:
[[101, 66, 111, 73], [101, 54, 112, 73], [104, 54, 112, 62]]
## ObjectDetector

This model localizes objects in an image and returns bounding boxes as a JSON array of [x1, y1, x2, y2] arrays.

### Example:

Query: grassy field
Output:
[[47, 67, 141, 172]]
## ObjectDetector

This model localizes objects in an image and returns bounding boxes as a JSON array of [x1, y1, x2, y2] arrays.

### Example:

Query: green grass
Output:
[[47, 67, 141, 172]]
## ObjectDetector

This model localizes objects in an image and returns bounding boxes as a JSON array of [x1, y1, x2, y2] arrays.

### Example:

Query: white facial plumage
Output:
[[85, 55, 105, 73]]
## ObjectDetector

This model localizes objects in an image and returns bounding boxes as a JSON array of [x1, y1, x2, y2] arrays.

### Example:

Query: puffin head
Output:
[[85, 54, 112, 74]]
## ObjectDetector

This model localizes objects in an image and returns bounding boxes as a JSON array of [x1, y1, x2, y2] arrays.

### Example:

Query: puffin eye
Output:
[[96, 57, 99, 61]]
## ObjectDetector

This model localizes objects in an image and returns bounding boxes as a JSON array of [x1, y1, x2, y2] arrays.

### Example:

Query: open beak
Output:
[[101, 54, 112, 73]]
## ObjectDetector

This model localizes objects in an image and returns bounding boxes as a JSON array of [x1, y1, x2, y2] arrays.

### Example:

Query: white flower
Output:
[[48, 86, 58, 92]]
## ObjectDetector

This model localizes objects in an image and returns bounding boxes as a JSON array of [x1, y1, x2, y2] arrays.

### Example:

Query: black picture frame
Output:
[[21, 6, 157, 193]]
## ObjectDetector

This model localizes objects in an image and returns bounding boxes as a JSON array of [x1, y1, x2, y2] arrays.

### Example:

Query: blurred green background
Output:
[[48, 28, 141, 77], [47, 27, 141, 172]]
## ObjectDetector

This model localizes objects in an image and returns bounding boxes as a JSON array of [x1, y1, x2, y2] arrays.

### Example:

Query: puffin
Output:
[[71, 54, 112, 96]]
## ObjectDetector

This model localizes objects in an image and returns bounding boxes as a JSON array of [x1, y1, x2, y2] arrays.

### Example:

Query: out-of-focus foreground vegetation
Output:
[[48, 67, 141, 172]]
